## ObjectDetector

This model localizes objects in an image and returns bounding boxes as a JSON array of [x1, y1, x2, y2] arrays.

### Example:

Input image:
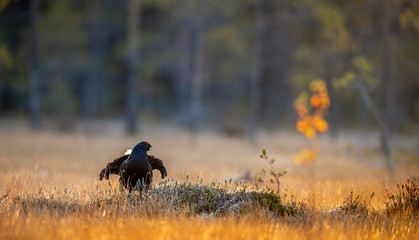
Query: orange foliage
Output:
[[320, 97, 330, 109], [293, 79, 330, 165], [310, 95, 321, 108], [296, 105, 309, 118], [305, 149, 316, 162], [296, 118, 310, 133], [312, 114, 328, 133], [293, 149, 316, 165], [304, 127, 316, 139]]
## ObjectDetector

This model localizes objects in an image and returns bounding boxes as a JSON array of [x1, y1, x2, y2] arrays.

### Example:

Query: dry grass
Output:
[[0, 123, 418, 239]]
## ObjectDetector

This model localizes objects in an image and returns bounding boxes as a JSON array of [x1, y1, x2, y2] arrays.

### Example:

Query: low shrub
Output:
[[385, 177, 419, 216]]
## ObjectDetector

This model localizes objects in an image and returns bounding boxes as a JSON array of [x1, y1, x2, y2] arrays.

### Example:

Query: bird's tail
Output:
[[99, 154, 129, 180], [148, 155, 167, 179]]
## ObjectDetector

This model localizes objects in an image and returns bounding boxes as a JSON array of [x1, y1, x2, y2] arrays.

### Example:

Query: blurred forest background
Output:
[[0, 0, 419, 138]]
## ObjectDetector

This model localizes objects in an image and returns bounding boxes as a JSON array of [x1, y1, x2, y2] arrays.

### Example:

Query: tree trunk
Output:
[[323, 53, 340, 140], [354, 72, 394, 175], [381, 0, 395, 129], [262, 0, 291, 126], [83, 0, 103, 120], [189, 3, 205, 134], [249, 0, 265, 142], [125, 0, 141, 134], [176, 12, 192, 127], [29, 0, 40, 129]]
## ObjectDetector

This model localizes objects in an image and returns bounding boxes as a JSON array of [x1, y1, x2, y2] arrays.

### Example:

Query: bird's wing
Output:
[[99, 154, 129, 180], [148, 155, 167, 179]]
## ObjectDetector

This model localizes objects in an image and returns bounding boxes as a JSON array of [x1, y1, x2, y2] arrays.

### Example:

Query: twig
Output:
[[0, 189, 10, 203], [260, 150, 284, 194]]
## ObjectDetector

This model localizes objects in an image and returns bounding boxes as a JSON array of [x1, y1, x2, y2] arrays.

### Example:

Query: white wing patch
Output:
[[125, 149, 132, 155]]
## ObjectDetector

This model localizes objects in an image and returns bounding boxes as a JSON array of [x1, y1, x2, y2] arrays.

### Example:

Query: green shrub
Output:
[[143, 180, 297, 216]]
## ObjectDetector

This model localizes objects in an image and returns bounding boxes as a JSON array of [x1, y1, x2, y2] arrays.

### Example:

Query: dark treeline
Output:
[[0, 0, 418, 136]]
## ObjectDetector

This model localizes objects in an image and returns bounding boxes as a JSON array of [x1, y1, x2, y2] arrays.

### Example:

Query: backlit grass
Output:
[[0, 125, 418, 239]]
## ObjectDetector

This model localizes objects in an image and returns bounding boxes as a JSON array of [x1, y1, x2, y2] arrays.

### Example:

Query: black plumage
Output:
[[99, 141, 167, 191]]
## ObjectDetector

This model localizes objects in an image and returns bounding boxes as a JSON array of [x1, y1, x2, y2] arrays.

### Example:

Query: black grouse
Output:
[[99, 141, 167, 191]]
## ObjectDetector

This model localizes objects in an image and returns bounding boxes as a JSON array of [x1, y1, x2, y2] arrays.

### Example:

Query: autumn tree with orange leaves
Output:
[[294, 79, 330, 165]]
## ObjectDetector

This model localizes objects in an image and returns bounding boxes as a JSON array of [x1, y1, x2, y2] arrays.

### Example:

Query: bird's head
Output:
[[133, 141, 152, 152]]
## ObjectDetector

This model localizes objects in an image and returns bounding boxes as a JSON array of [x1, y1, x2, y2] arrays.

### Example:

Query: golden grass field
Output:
[[0, 123, 418, 239]]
